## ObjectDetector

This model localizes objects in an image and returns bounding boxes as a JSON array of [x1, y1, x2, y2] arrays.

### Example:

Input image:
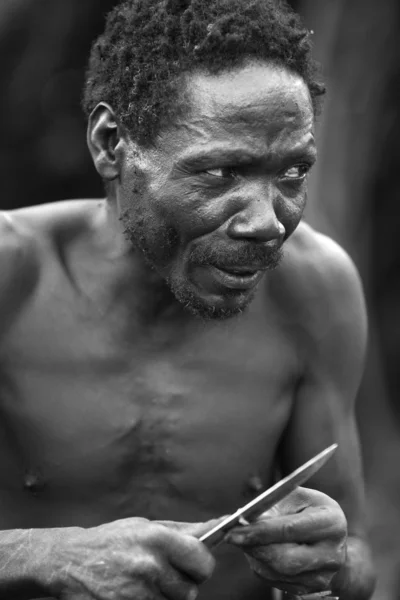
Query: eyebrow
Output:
[[175, 143, 317, 171]]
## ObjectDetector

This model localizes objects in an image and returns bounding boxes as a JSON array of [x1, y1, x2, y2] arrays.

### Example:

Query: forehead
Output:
[[156, 61, 315, 159]]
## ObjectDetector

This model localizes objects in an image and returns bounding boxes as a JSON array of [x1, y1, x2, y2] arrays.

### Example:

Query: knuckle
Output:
[[328, 507, 347, 536], [133, 555, 160, 577], [283, 520, 295, 541], [336, 516, 348, 539], [124, 516, 150, 536], [325, 549, 344, 571], [148, 522, 170, 543], [329, 506, 347, 527]]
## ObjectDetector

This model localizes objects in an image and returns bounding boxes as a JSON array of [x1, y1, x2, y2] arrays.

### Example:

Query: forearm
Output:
[[331, 536, 376, 600], [0, 527, 69, 599]]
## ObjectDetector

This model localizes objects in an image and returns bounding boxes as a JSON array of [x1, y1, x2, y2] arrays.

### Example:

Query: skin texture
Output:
[[0, 62, 374, 600], [114, 65, 313, 319]]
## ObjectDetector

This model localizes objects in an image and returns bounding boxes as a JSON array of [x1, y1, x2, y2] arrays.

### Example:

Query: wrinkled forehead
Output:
[[156, 61, 315, 157]]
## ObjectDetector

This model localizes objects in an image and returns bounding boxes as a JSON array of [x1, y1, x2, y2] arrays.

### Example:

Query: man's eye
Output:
[[204, 167, 236, 178], [282, 164, 311, 180]]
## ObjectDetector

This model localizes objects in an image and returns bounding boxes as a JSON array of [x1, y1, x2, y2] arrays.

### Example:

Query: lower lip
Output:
[[208, 265, 263, 290]]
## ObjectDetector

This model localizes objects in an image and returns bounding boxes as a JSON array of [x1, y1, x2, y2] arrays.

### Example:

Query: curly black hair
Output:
[[83, 0, 325, 146]]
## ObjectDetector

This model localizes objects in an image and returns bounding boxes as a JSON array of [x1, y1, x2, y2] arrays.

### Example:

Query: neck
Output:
[[92, 198, 186, 324]]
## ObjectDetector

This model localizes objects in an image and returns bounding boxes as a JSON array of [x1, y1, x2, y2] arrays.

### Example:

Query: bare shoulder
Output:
[[0, 211, 38, 299], [284, 220, 365, 299], [269, 221, 367, 361], [0, 199, 99, 339], [0, 209, 40, 342]]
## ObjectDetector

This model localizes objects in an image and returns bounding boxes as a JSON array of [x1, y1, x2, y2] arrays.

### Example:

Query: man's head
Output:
[[84, 0, 324, 320], [83, 0, 324, 145]]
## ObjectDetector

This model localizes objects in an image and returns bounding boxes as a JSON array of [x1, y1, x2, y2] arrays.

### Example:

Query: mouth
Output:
[[207, 264, 264, 290]]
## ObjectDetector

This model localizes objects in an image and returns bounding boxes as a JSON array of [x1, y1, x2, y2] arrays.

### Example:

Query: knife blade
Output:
[[199, 443, 338, 547]]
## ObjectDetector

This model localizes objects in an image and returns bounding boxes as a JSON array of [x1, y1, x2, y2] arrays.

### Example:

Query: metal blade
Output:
[[199, 443, 338, 547]]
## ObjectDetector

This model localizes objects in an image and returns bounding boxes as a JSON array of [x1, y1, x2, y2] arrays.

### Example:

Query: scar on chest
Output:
[[23, 469, 46, 495]]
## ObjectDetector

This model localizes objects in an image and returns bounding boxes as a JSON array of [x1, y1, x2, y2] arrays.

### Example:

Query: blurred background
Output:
[[0, 0, 399, 597]]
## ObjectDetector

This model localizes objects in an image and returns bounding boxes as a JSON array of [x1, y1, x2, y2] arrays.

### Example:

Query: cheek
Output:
[[155, 183, 228, 242]]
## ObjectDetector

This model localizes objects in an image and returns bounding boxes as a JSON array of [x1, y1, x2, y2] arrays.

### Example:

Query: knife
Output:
[[199, 443, 338, 547]]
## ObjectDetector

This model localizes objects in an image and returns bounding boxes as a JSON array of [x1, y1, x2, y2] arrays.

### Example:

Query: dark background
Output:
[[0, 1, 399, 598]]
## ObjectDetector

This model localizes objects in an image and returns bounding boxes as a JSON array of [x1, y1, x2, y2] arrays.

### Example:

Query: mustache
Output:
[[189, 241, 283, 270]]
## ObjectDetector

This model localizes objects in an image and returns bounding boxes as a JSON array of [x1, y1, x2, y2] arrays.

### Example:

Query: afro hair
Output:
[[83, 0, 325, 145]]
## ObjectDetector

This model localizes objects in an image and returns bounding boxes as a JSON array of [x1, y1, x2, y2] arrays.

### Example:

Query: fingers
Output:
[[244, 542, 343, 576], [127, 553, 200, 600], [159, 529, 216, 584], [158, 564, 200, 600], [270, 487, 342, 515], [225, 507, 347, 546], [246, 551, 336, 595]]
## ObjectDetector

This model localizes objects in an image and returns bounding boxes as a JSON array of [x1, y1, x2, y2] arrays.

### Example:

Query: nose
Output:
[[226, 188, 285, 243]]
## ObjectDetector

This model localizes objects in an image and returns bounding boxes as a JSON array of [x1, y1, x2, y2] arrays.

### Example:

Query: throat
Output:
[[137, 267, 184, 322], [112, 250, 188, 327]]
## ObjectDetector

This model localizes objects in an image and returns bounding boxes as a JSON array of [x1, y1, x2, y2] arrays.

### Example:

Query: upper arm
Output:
[[0, 211, 39, 340], [279, 232, 368, 538]]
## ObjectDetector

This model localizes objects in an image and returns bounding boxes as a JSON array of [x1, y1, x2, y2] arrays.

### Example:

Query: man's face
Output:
[[120, 61, 316, 319]]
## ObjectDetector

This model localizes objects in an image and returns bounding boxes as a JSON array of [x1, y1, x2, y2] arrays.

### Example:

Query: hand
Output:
[[224, 487, 347, 596], [41, 516, 222, 600]]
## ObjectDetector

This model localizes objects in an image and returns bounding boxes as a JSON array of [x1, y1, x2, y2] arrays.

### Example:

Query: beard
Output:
[[120, 207, 283, 321], [167, 279, 258, 320], [120, 207, 178, 268], [170, 240, 283, 320]]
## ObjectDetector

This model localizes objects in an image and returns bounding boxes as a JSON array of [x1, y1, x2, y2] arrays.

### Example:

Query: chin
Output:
[[169, 277, 256, 321]]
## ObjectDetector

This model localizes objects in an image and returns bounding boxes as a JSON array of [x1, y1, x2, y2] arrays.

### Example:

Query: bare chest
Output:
[[0, 291, 300, 528]]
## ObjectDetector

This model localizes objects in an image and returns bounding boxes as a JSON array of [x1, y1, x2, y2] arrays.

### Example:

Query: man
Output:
[[0, 0, 375, 599]]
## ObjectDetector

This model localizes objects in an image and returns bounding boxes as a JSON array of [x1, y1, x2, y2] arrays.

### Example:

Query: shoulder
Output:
[[285, 221, 365, 303], [0, 200, 98, 338], [269, 221, 367, 366], [0, 209, 41, 337], [0, 209, 40, 292]]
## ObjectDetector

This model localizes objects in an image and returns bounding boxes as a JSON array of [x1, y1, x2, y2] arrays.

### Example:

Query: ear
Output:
[[87, 102, 125, 181]]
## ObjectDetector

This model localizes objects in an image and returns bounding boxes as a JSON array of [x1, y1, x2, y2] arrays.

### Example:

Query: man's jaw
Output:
[[162, 241, 285, 320], [169, 279, 257, 321], [167, 262, 269, 321]]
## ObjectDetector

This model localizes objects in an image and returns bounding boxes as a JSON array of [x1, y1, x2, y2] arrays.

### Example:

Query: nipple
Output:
[[244, 474, 264, 498], [23, 469, 46, 496]]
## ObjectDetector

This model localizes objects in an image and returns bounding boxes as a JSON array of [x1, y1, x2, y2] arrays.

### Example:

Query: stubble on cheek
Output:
[[119, 162, 179, 267], [119, 206, 179, 270]]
